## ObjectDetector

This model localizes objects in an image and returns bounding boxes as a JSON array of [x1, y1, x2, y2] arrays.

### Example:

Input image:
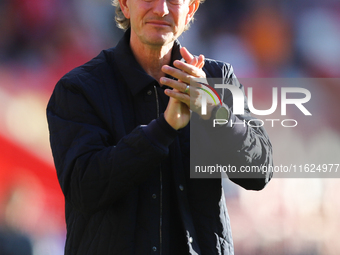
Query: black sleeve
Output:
[[47, 79, 178, 213], [197, 62, 273, 190]]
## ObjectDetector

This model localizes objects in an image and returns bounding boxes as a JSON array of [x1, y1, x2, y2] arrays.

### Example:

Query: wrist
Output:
[[164, 109, 181, 130]]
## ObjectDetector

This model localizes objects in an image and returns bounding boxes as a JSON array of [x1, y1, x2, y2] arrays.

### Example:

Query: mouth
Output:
[[146, 21, 171, 27]]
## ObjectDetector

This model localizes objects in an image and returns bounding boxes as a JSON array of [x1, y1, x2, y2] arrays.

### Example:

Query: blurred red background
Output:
[[0, 0, 340, 254]]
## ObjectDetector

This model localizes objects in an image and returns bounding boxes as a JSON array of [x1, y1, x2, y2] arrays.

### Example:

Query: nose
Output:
[[153, 0, 169, 17]]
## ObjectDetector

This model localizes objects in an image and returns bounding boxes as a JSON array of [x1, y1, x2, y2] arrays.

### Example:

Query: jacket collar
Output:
[[113, 29, 182, 96]]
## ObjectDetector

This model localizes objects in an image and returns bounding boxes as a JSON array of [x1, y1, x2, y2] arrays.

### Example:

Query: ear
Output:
[[118, 0, 131, 19], [185, 0, 200, 25]]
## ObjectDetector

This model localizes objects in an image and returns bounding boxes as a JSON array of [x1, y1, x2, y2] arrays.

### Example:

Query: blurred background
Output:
[[0, 0, 339, 254]]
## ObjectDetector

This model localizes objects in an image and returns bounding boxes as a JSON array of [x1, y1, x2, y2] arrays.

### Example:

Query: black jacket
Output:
[[47, 30, 273, 255]]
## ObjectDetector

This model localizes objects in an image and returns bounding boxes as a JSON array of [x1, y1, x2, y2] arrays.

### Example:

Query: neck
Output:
[[129, 33, 174, 83]]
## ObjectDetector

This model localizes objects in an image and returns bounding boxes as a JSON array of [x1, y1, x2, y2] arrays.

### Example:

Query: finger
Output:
[[197, 55, 205, 69], [162, 65, 204, 85], [190, 57, 198, 67], [180, 47, 203, 68], [179, 47, 205, 71], [172, 60, 206, 78], [164, 88, 190, 106], [160, 77, 201, 98], [180, 47, 195, 64], [161, 66, 207, 93], [161, 65, 192, 84], [160, 76, 189, 93]]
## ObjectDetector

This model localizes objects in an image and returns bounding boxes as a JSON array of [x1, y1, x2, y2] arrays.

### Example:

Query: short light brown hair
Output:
[[112, 0, 204, 31]]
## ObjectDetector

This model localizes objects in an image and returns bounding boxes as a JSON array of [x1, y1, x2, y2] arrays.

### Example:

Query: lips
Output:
[[146, 20, 171, 26]]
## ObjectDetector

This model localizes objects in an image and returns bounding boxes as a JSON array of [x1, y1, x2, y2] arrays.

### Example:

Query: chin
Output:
[[145, 33, 175, 47]]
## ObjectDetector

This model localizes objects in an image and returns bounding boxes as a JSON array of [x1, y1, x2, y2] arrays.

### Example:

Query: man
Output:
[[47, 0, 273, 254]]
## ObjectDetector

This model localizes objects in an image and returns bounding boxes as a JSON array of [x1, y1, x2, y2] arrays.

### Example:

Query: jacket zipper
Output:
[[154, 85, 162, 255]]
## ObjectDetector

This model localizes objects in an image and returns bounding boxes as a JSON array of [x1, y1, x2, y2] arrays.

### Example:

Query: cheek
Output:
[[178, 6, 190, 26], [129, 9, 144, 27]]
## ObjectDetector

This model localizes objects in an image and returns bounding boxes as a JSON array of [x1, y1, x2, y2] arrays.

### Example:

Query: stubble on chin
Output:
[[141, 30, 176, 48]]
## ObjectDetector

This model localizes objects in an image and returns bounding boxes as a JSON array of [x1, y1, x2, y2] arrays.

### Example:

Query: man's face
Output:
[[125, 0, 197, 47]]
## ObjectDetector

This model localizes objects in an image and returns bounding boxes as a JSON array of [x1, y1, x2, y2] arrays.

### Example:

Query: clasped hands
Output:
[[162, 47, 215, 130]]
